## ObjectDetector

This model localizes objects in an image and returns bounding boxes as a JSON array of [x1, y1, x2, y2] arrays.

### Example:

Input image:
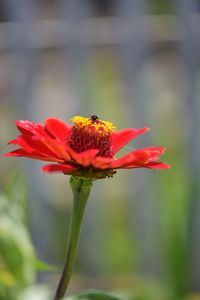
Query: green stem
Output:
[[54, 176, 92, 300]]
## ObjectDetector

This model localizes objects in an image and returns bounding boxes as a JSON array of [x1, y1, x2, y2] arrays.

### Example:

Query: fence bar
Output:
[[5, 0, 37, 117], [174, 0, 200, 290], [59, 0, 91, 115]]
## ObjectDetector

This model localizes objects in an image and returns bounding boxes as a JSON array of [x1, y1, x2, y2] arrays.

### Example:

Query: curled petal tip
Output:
[[159, 163, 170, 170], [164, 163, 170, 169], [161, 147, 168, 154], [3, 153, 9, 157], [151, 162, 170, 169], [16, 120, 25, 126], [3, 151, 20, 157]]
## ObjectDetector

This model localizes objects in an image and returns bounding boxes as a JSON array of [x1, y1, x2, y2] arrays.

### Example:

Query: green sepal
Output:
[[70, 176, 92, 194]]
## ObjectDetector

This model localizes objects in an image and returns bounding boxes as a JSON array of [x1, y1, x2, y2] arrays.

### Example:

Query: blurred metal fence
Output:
[[1, 0, 199, 112], [1, 0, 200, 291], [1, 1, 199, 128]]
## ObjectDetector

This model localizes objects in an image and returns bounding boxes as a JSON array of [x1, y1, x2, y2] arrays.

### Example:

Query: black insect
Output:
[[90, 115, 99, 121]]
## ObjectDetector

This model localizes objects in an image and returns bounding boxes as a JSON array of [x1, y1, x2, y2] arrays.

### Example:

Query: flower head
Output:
[[4, 116, 170, 179]]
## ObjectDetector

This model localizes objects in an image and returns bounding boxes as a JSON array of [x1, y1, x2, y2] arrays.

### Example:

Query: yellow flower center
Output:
[[71, 116, 116, 133]]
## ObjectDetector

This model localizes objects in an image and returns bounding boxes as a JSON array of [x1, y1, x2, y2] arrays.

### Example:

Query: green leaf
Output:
[[0, 193, 35, 288], [34, 259, 57, 272], [65, 290, 126, 300]]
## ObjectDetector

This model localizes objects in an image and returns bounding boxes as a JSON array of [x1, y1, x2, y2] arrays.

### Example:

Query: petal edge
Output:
[[45, 118, 70, 141], [112, 127, 150, 155], [42, 164, 77, 173]]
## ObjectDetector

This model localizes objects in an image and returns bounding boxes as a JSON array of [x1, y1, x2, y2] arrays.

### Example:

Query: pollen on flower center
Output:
[[66, 115, 116, 157]]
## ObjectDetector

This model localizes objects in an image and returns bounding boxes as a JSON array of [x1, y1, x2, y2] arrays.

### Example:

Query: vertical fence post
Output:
[[175, 0, 200, 290], [60, 0, 91, 116], [115, 0, 149, 127], [114, 0, 160, 277], [5, 0, 37, 118]]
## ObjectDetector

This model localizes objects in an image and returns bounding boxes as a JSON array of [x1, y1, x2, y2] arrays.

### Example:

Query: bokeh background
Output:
[[1, 0, 200, 299]]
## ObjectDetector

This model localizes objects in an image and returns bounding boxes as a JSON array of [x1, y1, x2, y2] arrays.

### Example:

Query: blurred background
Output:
[[0, 0, 200, 299]]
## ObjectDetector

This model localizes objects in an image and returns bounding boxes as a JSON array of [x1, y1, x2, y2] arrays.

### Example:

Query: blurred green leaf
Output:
[[0, 172, 35, 299], [34, 258, 57, 272], [66, 290, 126, 300]]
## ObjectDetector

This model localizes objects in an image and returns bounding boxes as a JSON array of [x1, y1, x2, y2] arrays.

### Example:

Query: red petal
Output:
[[110, 147, 167, 169], [16, 120, 48, 137], [135, 147, 166, 161], [144, 162, 170, 169], [45, 118, 70, 141], [17, 136, 37, 153], [111, 127, 150, 155], [15, 120, 71, 161], [3, 149, 63, 162], [15, 135, 66, 162], [67, 147, 99, 167], [7, 139, 19, 145], [41, 138, 71, 161], [109, 154, 134, 169], [42, 164, 77, 173], [92, 156, 114, 169], [4, 149, 26, 157]]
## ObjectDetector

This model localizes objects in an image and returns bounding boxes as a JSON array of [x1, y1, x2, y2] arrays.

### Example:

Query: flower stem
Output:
[[54, 176, 92, 300]]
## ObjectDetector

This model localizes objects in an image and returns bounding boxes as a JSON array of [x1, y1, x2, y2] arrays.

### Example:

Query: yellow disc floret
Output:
[[71, 116, 116, 133]]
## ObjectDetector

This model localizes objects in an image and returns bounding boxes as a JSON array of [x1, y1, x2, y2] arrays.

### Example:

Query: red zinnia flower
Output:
[[4, 115, 170, 179]]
